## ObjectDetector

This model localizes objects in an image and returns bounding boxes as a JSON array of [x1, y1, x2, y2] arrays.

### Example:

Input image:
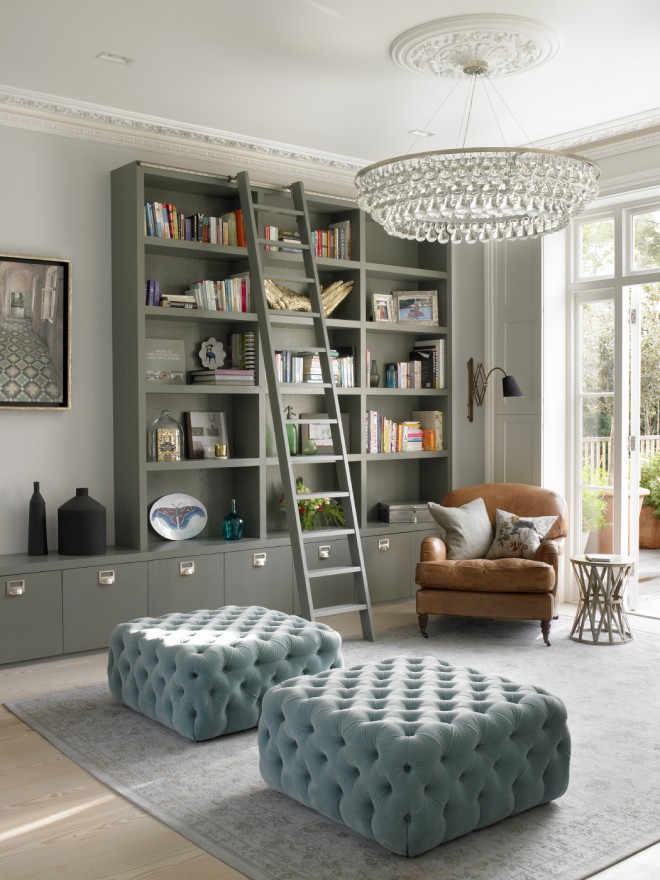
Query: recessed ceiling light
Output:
[[408, 128, 434, 137], [95, 51, 135, 65]]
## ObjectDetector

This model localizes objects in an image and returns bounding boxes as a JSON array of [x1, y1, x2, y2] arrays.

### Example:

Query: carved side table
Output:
[[569, 555, 634, 644]]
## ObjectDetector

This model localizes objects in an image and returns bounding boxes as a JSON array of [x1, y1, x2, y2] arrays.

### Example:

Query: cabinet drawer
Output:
[[362, 532, 412, 603], [148, 554, 224, 617], [0, 571, 63, 664], [225, 546, 293, 614], [63, 562, 148, 653]]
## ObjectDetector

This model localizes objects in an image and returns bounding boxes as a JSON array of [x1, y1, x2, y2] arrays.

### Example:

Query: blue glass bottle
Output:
[[386, 363, 397, 388], [223, 498, 244, 541]]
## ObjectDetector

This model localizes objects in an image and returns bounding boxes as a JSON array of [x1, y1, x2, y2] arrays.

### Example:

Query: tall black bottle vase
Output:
[[28, 481, 48, 555], [58, 488, 106, 556]]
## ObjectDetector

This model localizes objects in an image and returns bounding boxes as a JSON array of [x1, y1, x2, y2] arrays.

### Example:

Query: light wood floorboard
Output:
[[1, 600, 659, 880]]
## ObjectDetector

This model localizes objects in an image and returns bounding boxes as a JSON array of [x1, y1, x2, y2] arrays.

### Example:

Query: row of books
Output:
[[413, 339, 446, 390], [144, 202, 246, 247], [263, 220, 351, 260], [227, 331, 256, 370], [274, 347, 356, 386], [365, 410, 443, 454], [144, 275, 251, 312], [186, 274, 250, 312]]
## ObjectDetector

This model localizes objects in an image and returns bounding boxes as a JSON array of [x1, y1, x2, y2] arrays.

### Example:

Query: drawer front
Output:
[[148, 554, 224, 617], [63, 562, 149, 653], [225, 546, 294, 614], [362, 532, 412, 603], [0, 571, 63, 664]]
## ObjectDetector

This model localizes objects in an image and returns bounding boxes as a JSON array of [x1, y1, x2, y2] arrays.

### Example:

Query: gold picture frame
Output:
[[371, 292, 394, 323]]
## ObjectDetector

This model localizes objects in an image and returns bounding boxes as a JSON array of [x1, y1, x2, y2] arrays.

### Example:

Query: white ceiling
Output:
[[2, 0, 660, 165]]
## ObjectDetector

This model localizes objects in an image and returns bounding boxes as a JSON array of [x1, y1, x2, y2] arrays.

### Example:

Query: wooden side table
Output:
[[569, 555, 634, 644]]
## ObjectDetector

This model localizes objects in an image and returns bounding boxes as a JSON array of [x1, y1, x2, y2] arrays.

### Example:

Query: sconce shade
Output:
[[502, 374, 524, 398]]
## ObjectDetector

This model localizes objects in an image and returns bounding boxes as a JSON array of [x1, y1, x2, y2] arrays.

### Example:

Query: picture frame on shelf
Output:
[[145, 338, 185, 383], [300, 412, 350, 454], [0, 253, 71, 409], [184, 411, 229, 459], [394, 290, 438, 325], [371, 292, 394, 323]]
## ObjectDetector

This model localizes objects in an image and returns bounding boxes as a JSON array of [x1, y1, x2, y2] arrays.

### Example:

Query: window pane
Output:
[[582, 397, 614, 472], [578, 218, 614, 278], [632, 210, 660, 271], [581, 300, 614, 393]]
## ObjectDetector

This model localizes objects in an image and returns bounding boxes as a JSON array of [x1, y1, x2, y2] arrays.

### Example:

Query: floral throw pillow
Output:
[[486, 509, 557, 560]]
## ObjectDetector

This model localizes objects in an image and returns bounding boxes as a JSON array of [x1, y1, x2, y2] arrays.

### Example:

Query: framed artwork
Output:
[[184, 411, 229, 459], [0, 254, 71, 409], [394, 290, 439, 325], [300, 412, 350, 454], [371, 292, 394, 323]]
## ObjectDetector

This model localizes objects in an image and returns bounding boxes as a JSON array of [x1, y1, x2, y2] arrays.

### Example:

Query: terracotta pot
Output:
[[639, 505, 660, 549], [597, 487, 649, 554]]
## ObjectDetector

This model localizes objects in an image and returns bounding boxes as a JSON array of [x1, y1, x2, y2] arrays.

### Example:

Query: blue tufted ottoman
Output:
[[107, 605, 343, 741], [258, 656, 570, 856]]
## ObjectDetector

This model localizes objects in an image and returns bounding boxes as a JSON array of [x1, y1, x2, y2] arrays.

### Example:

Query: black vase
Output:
[[58, 488, 106, 556], [28, 481, 48, 555]]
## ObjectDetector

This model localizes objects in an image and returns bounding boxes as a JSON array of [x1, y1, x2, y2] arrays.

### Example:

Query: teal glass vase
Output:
[[223, 498, 244, 541]]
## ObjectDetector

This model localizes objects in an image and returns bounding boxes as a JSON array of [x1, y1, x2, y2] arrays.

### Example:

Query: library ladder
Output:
[[237, 171, 375, 641]]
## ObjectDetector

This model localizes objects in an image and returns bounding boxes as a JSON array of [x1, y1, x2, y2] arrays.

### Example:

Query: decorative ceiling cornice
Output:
[[0, 85, 365, 197], [2, 84, 660, 193]]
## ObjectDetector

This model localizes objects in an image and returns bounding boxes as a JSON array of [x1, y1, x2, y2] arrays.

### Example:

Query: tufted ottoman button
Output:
[[257, 656, 570, 858], [107, 606, 343, 742]]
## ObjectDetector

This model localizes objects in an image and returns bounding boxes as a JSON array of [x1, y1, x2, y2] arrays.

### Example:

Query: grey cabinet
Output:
[[224, 545, 294, 613], [362, 532, 413, 604], [63, 561, 148, 653], [0, 571, 63, 664], [148, 554, 224, 617], [297, 536, 355, 615]]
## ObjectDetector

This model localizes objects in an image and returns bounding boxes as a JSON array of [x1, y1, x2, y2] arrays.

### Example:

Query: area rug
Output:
[[7, 615, 660, 880]]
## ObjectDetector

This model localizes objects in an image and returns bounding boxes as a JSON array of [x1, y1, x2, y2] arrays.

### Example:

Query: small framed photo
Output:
[[394, 290, 438, 325], [371, 292, 394, 323], [300, 412, 350, 453], [0, 254, 71, 409]]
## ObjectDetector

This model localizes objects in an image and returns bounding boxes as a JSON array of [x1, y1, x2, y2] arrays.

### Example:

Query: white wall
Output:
[[450, 243, 486, 489]]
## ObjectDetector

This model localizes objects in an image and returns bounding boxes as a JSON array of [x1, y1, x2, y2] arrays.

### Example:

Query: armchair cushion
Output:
[[486, 509, 558, 561], [416, 556, 555, 593], [427, 497, 493, 560]]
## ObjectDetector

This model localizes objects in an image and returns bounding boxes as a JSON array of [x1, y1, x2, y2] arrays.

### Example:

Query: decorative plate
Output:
[[149, 493, 207, 540], [198, 337, 226, 370]]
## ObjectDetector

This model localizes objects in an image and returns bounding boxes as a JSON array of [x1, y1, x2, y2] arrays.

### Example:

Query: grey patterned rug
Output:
[[7, 614, 660, 880]]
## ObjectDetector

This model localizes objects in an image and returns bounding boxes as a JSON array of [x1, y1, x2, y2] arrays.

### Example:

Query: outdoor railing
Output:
[[583, 435, 660, 473]]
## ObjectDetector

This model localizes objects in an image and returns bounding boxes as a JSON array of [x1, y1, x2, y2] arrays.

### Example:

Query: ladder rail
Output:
[[237, 172, 375, 641]]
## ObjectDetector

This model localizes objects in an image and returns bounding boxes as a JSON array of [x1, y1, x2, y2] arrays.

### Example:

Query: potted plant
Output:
[[279, 477, 345, 531], [640, 451, 660, 548]]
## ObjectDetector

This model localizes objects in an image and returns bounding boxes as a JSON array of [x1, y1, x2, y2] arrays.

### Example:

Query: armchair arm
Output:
[[535, 536, 565, 575], [419, 535, 448, 562]]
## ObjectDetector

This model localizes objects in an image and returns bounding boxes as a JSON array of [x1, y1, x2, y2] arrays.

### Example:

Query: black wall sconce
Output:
[[467, 357, 523, 422]]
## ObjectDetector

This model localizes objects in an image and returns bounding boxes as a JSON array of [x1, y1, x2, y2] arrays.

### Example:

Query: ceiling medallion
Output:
[[356, 15, 599, 244], [390, 14, 560, 79]]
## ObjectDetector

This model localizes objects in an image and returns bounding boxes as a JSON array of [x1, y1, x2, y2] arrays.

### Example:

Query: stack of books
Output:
[[160, 294, 197, 309], [263, 227, 302, 253], [365, 413, 424, 453], [412, 410, 443, 451], [188, 368, 255, 386]]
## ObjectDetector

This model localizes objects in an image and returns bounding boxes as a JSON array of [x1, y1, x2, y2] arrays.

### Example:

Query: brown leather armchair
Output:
[[415, 483, 567, 646]]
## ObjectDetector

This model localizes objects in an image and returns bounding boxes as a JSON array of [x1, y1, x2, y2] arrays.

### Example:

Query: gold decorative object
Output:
[[264, 279, 353, 316]]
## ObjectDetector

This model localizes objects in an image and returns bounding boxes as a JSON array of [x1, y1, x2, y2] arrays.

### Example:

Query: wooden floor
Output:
[[2, 600, 659, 880]]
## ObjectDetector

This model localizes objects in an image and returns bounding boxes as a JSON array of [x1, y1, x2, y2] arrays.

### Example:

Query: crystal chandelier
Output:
[[355, 16, 600, 244]]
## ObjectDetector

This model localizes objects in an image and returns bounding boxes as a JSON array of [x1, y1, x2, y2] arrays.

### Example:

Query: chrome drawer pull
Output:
[[253, 552, 267, 567], [318, 545, 331, 560], [6, 579, 25, 597], [378, 538, 390, 552], [98, 570, 115, 585], [179, 561, 195, 576]]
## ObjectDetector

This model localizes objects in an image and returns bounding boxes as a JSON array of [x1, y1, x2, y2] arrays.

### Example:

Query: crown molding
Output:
[[2, 84, 660, 195], [0, 85, 365, 198]]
